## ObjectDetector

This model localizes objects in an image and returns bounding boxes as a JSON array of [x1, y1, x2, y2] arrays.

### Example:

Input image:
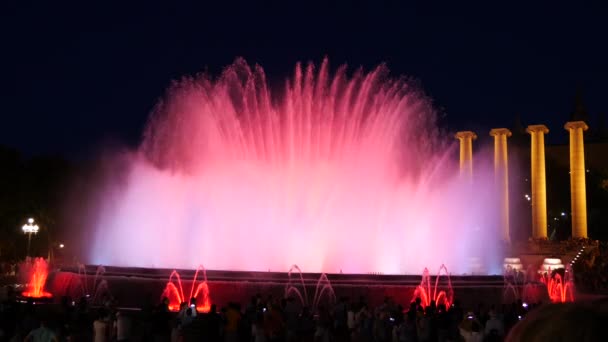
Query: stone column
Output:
[[455, 131, 477, 181], [490, 128, 512, 244], [526, 125, 549, 239], [565, 121, 589, 238]]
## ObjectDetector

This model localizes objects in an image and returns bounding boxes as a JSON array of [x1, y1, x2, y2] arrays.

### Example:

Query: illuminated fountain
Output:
[[506, 261, 575, 304], [285, 265, 336, 312], [502, 271, 520, 304], [502, 257, 524, 302], [20, 257, 52, 298], [412, 265, 453, 308], [78, 265, 111, 304], [90, 58, 501, 275], [503, 263, 555, 304], [539, 265, 575, 303], [161, 265, 211, 312]]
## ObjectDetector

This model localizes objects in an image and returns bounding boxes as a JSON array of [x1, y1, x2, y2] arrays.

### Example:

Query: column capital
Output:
[[565, 121, 589, 131], [455, 131, 477, 140], [526, 124, 549, 134], [489, 128, 512, 137]]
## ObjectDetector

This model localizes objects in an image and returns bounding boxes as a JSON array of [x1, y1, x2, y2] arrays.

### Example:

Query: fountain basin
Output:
[[50, 265, 507, 310]]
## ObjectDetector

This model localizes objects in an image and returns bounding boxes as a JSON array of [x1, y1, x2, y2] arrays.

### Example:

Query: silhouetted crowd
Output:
[[0, 262, 17, 277], [0, 284, 551, 342], [575, 241, 608, 293]]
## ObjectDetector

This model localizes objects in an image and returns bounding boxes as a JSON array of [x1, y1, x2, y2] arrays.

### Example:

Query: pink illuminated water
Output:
[[285, 265, 336, 312], [161, 265, 211, 312], [90, 58, 501, 274], [73, 264, 110, 302]]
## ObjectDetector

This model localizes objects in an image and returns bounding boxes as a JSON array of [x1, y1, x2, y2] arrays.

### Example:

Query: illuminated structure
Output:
[[564, 121, 589, 238], [455, 131, 477, 181], [526, 125, 549, 239], [490, 128, 511, 243]]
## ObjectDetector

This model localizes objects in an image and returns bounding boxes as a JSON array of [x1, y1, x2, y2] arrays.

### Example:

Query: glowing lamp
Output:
[[22, 218, 40, 257], [503, 257, 523, 271], [539, 258, 565, 273], [22, 218, 39, 234]]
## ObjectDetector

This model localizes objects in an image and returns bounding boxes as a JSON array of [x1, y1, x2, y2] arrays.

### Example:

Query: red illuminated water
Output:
[[21, 257, 52, 298], [412, 265, 453, 308], [539, 266, 575, 303], [161, 265, 211, 312], [90, 58, 501, 274]]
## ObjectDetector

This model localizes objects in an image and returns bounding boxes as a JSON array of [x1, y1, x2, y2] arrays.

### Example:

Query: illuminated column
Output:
[[565, 121, 589, 238], [526, 125, 549, 239], [490, 128, 512, 244], [455, 131, 477, 181]]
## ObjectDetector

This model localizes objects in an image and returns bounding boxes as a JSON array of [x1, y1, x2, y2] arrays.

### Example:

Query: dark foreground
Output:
[[1, 286, 545, 342]]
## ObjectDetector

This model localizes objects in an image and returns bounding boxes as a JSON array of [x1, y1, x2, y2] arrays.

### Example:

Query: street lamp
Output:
[[22, 218, 39, 257]]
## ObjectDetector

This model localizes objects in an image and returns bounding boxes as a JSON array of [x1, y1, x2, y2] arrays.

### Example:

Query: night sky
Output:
[[2, 1, 607, 158]]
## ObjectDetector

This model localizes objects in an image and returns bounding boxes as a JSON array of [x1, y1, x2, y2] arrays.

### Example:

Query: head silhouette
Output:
[[506, 303, 608, 342]]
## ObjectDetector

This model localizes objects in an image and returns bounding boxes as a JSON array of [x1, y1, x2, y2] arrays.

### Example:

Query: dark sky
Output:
[[1, 1, 607, 158]]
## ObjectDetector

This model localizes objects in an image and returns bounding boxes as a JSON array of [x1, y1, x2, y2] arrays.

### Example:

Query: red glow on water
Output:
[[21, 258, 52, 298], [163, 282, 183, 311], [412, 265, 453, 309], [162, 266, 211, 312], [539, 271, 575, 303]]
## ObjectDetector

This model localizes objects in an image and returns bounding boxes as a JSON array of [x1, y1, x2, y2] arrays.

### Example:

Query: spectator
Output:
[[252, 312, 267, 342], [314, 305, 330, 342], [93, 309, 112, 342], [182, 308, 195, 328], [284, 297, 299, 341], [265, 304, 285, 342], [297, 306, 315, 341], [114, 311, 131, 342], [484, 310, 504, 339], [24, 319, 57, 342], [224, 302, 241, 342], [151, 298, 171, 342], [459, 312, 483, 342]]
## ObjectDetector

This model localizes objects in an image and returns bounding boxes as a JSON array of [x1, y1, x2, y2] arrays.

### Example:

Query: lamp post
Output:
[[22, 218, 39, 257], [47, 242, 65, 264]]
